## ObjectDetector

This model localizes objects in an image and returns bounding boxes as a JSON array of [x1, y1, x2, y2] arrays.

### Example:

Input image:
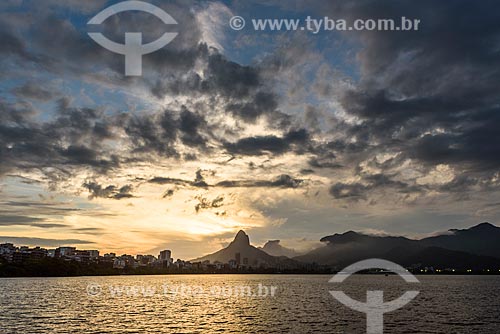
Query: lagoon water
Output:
[[1, 275, 499, 333]]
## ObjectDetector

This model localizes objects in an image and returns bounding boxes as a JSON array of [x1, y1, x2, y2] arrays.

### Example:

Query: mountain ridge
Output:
[[190, 223, 500, 270], [295, 222, 500, 268]]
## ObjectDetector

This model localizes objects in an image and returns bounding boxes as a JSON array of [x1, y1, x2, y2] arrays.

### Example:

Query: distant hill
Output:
[[420, 222, 500, 258], [295, 222, 500, 269], [294, 231, 421, 267], [191, 230, 298, 268], [259, 240, 300, 258]]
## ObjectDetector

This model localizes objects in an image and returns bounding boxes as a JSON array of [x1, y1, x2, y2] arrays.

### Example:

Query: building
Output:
[[136, 254, 156, 266], [159, 249, 173, 265], [87, 250, 99, 260], [0, 243, 16, 262], [55, 247, 76, 258], [29, 247, 48, 259], [228, 259, 237, 269], [11, 246, 47, 263], [68, 250, 92, 263], [113, 258, 126, 269], [235, 252, 241, 265]]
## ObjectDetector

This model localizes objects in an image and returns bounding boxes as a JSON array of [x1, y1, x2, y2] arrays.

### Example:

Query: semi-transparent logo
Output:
[[88, 1, 178, 76], [329, 259, 419, 334]]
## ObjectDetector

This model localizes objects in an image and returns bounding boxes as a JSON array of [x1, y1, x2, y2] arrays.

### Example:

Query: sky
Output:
[[1, 0, 500, 259]]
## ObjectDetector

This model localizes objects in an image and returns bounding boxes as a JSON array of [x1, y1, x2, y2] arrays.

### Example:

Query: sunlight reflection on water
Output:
[[1, 275, 499, 333]]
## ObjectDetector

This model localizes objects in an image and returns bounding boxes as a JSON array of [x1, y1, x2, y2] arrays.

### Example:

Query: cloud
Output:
[[0, 236, 93, 247], [329, 173, 424, 201], [0, 215, 45, 224], [195, 2, 233, 51], [83, 181, 134, 200], [149, 172, 304, 190], [11, 81, 56, 101], [194, 194, 225, 213], [0, 215, 69, 228], [216, 174, 303, 189], [224, 129, 309, 156], [329, 182, 369, 201]]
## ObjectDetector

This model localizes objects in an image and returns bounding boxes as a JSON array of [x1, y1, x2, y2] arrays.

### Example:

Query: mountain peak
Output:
[[470, 222, 496, 230], [464, 222, 498, 233], [232, 230, 250, 246], [320, 230, 364, 244]]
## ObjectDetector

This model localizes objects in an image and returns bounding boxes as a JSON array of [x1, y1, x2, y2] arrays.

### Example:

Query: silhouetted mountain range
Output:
[[192, 223, 500, 271], [295, 222, 500, 269], [420, 223, 500, 258]]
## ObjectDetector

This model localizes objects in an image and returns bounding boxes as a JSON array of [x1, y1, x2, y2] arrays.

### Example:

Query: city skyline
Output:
[[3, 222, 500, 276]]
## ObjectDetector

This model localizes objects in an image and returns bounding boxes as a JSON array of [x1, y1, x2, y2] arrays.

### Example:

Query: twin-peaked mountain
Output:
[[191, 230, 297, 267]]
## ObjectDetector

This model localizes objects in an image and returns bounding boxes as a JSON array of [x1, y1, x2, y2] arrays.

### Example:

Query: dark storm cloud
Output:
[[149, 177, 194, 187], [320, 0, 500, 172], [0, 100, 121, 177], [149, 172, 304, 189], [125, 106, 211, 156], [150, 51, 281, 123], [0, 0, 204, 81], [224, 129, 309, 156], [179, 107, 209, 148], [0, 0, 304, 188], [260, 0, 500, 201], [204, 54, 260, 98], [192, 174, 304, 212], [226, 91, 278, 122], [125, 111, 179, 157], [2, 0, 497, 206], [308, 157, 342, 169], [83, 181, 134, 200], [1, 98, 215, 182], [225, 135, 288, 155], [329, 173, 424, 201], [329, 182, 369, 201], [216, 174, 303, 189]]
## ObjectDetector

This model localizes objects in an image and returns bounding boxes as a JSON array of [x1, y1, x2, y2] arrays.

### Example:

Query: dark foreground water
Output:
[[1, 275, 499, 333]]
